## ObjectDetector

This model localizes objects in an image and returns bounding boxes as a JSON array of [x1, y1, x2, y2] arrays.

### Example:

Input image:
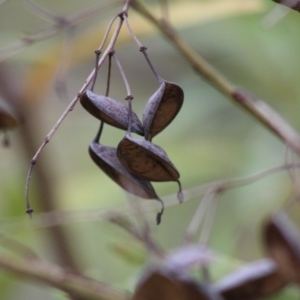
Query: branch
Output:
[[0, 254, 128, 300], [130, 0, 300, 155]]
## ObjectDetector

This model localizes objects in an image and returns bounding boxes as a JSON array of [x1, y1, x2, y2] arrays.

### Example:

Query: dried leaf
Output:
[[214, 258, 287, 300], [143, 81, 184, 141], [133, 270, 223, 300], [80, 90, 144, 135], [263, 212, 300, 283]]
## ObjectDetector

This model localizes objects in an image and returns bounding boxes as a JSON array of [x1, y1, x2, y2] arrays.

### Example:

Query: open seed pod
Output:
[[142, 81, 184, 141], [117, 134, 183, 201], [133, 269, 224, 300], [89, 131, 164, 224], [214, 258, 287, 300], [80, 90, 144, 136], [263, 212, 300, 284]]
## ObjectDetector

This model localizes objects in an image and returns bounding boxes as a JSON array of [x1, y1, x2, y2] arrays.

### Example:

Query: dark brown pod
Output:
[[117, 134, 183, 201], [142, 81, 184, 141], [0, 107, 18, 130], [133, 269, 224, 300], [89, 135, 164, 224], [80, 90, 144, 136], [272, 0, 300, 12], [214, 258, 287, 300], [263, 212, 300, 283]]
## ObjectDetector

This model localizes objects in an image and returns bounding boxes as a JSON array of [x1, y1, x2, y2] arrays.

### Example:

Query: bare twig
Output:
[[123, 14, 163, 83], [13, 162, 300, 231], [25, 2, 129, 218], [107, 213, 164, 257], [23, 0, 61, 24], [0, 232, 38, 259], [112, 53, 133, 99], [0, 1, 119, 62]]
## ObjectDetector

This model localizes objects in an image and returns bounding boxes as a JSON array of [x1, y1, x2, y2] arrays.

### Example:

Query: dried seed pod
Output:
[[0, 107, 18, 147], [117, 134, 183, 201], [0, 107, 18, 130], [133, 269, 224, 300], [272, 0, 300, 12], [89, 132, 164, 224], [142, 81, 184, 141], [214, 258, 287, 300], [263, 212, 300, 283], [80, 90, 144, 136]]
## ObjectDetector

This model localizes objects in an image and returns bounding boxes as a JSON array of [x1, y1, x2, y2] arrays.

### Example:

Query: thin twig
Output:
[[0, 232, 39, 259], [18, 162, 300, 230], [198, 193, 219, 246], [25, 4, 129, 217], [23, 0, 61, 24], [123, 14, 163, 83], [107, 213, 164, 257], [159, 0, 169, 23], [54, 26, 75, 100], [112, 51, 134, 135], [112, 53, 132, 98], [184, 189, 216, 243], [0, 1, 119, 62], [106, 52, 113, 96]]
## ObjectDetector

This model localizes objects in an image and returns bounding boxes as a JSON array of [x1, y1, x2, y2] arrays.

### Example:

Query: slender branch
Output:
[[16, 162, 300, 231], [0, 232, 38, 259], [54, 26, 75, 100], [112, 53, 133, 98], [130, 0, 300, 155], [0, 1, 119, 62], [25, 5, 126, 217], [107, 213, 164, 257], [106, 52, 113, 97], [23, 0, 60, 24], [0, 254, 128, 300], [184, 190, 216, 243], [159, 0, 169, 23], [123, 14, 163, 83]]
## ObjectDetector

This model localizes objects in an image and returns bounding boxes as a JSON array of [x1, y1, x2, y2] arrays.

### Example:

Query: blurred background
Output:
[[1, 0, 300, 298]]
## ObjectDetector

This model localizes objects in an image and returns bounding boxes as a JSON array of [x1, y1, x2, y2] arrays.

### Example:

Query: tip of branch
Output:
[[26, 208, 34, 220]]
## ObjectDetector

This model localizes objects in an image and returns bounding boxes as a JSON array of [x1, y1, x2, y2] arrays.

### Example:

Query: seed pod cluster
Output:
[[80, 78, 184, 224], [213, 212, 300, 300]]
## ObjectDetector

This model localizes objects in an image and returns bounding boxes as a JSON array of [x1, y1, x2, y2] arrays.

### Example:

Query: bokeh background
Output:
[[1, 0, 300, 298]]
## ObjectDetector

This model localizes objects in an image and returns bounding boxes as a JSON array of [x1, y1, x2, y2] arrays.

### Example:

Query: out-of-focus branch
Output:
[[130, 0, 300, 155], [0, 253, 128, 300], [0, 1, 120, 62]]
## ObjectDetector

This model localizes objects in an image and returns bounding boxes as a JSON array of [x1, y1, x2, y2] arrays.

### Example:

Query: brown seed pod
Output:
[[214, 258, 287, 300], [0, 107, 18, 130], [89, 129, 164, 224], [133, 269, 223, 300], [117, 134, 183, 201], [263, 212, 300, 283], [142, 81, 184, 141], [80, 90, 144, 136], [272, 0, 300, 12]]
